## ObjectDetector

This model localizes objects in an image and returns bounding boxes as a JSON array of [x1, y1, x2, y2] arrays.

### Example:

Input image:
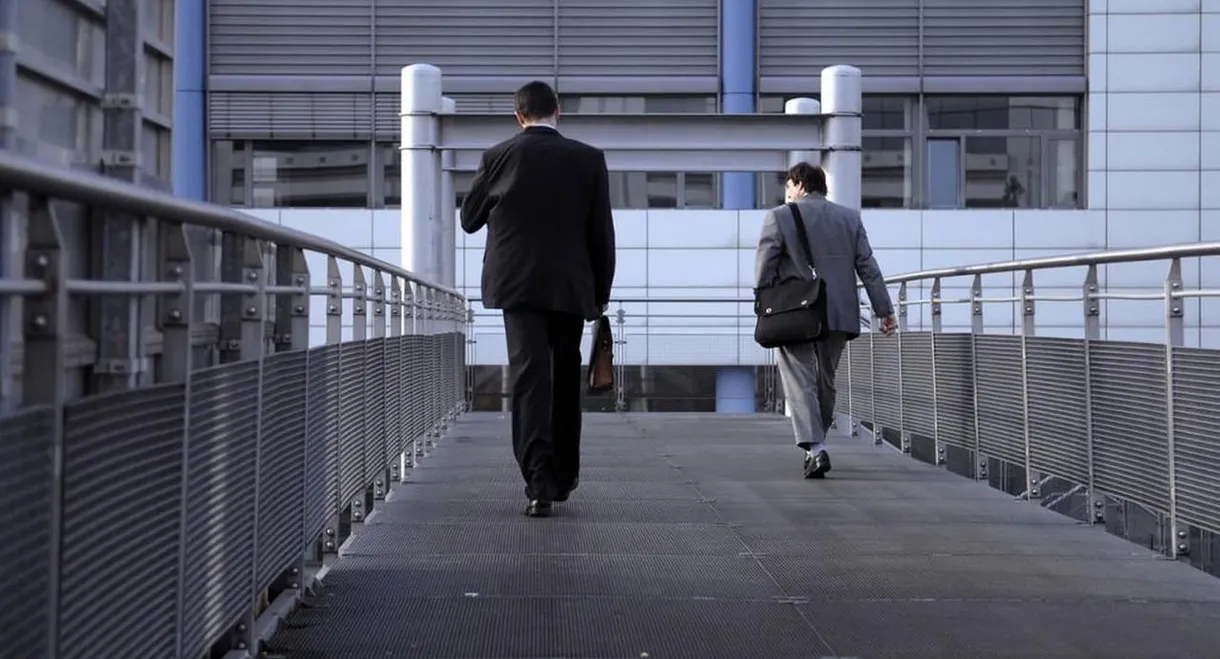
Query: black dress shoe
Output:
[[525, 499, 553, 517], [803, 450, 832, 479]]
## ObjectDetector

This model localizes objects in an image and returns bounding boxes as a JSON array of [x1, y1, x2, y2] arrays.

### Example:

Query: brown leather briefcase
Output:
[[587, 315, 614, 393]]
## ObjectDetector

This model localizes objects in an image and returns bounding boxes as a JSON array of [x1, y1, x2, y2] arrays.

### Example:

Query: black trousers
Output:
[[502, 309, 585, 500]]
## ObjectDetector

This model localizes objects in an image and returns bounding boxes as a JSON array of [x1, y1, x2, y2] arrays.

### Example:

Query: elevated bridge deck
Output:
[[268, 413, 1220, 659]]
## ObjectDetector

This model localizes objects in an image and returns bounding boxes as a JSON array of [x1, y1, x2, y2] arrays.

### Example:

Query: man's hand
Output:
[[879, 314, 898, 336]]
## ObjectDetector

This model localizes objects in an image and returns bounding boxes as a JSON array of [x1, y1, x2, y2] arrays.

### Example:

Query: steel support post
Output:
[[233, 236, 268, 655], [930, 277, 945, 466], [349, 266, 370, 526], [1082, 264, 1104, 524], [272, 246, 310, 599], [94, 0, 150, 392], [1019, 269, 1042, 500], [158, 221, 195, 659], [321, 256, 344, 562], [1164, 258, 1188, 558], [371, 271, 391, 502], [24, 196, 67, 657], [897, 282, 910, 455], [820, 65, 862, 211], [970, 273, 988, 482], [785, 98, 822, 168], [401, 64, 443, 283]]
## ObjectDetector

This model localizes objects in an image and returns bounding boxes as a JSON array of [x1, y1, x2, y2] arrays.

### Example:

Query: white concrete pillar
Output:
[[783, 97, 822, 169], [820, 65, 863, 210], [438, 96, 457, 287], [400, 64, 443, 282]]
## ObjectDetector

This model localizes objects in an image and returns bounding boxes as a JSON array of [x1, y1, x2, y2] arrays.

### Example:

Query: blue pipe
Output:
[[173, 0, 207, 200], [720, 0, 757, 210]]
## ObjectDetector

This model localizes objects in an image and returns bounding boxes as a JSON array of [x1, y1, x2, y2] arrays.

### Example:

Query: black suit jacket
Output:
[[460, 126, 616, 320]]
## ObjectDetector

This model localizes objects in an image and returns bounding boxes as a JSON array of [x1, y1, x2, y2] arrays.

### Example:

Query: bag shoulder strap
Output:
[[785, 202, 817, 274]]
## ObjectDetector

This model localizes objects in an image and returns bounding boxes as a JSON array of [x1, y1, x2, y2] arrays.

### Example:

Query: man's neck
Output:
[[522, 118, 558, 130]]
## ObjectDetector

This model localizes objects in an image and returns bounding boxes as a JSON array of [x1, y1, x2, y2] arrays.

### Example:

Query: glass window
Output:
[[246, 141, 370, 208], [926, 96, 1079, 131], [683, 173, 716, 208], [645, 173, 678, 208], [862, 137, 912, 208], [964, 136, 1040, 208], [863, 97, 909, 131], [559, 96, 716, 114], [926, 139, 960, 209], [1046, 137, 1081, 209]]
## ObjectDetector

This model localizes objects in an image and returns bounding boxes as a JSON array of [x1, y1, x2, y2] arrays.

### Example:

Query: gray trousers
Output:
[[775, 332, 848, 450]]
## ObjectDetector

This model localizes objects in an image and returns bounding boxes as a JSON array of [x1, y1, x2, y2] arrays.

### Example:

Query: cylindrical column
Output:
[[784, 97, 822, 169], [820, 65, 863, 210], [719, 0, 757, 209], [400, 64, 443, 282], [438, 97, 457, 288]]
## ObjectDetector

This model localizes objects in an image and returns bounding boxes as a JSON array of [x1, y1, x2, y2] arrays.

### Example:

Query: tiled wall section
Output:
[[1086, 0, 1220, 347], [258, 207, 1219, 364]]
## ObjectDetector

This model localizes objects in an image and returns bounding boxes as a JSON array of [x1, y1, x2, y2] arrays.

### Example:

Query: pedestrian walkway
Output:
[[268, 413, 1220, 659]]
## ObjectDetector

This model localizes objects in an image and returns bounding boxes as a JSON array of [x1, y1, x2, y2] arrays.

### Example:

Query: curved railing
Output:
[[0, 152, 466, 657], [840, 243, 1220, 560]]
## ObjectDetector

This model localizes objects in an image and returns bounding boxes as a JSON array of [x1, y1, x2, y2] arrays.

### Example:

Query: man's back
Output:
[[460, 126, 615, 320], [758, 195, 891, 336]]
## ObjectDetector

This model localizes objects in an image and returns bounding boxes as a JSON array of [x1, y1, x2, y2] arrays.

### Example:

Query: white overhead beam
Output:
[[447, 149, 796, 173]]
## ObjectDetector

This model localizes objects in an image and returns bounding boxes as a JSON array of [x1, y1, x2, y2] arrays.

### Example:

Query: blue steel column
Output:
[[717, 0, 758, 413], [173, 0, 207, 200], [719, 0, 756, 209]]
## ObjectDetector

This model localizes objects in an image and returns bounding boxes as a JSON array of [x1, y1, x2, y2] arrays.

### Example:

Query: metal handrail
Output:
[[878, 242, 1220, 284], [0, 151, 462, 298]]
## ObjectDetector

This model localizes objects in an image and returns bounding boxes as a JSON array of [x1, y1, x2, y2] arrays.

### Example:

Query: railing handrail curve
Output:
[[880, 242, 1220, 285], [0, 151, 462, 298]]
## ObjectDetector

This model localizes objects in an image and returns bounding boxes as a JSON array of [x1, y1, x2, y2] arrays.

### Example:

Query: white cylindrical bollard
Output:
[[783, 97, 822, 169], [400, 64, 444, 283], [439, 96, 457, 288], [820, 65, 863, 210]]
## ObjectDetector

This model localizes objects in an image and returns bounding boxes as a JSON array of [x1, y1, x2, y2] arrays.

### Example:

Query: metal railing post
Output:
[[1164, 258, 1187, 558], [615, 304, 627, 412], [970, 273, 987, 482], [349, 266, 368, 526], [1082, 264, 1103, 524], [371, 271, 389, 503], [235, 236, 268, 654], [321, 257, 344, 560], [389, 277, 405, 484], [1019, 269, 1040, 500], [897, 282, 910, 454], [930, 277, 944, 466], [23, 196, 67, 657]]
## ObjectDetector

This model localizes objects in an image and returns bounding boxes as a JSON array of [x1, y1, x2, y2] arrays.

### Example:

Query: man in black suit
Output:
[[460, 81, 616, 518]]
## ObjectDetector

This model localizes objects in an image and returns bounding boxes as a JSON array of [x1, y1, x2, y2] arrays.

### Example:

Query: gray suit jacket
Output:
[[754, 195, 894, 338]]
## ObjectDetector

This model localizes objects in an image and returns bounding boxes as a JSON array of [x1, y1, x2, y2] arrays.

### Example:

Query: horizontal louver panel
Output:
[[922, 0, 1085, 76], [208, 0, 372, 76], [373, 0, 555, 77], [209, 92, 372, 138], [759, 0, 920, 77], [557, 0, 718, 77]]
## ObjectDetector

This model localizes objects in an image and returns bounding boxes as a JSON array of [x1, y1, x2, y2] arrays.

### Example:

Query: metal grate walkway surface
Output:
[[269, 413, 1220, 659]]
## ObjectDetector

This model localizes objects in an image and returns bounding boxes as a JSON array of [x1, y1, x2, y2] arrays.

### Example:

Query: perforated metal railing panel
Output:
[[899, 332, 935, 437], [60, 384, 186, 659], [1025, 336, 1089, 483], [337, 342, 366, 504], [848, 335, 873, 420], [269, 413, 1220, 659], [1090, 341, 1170, 513], [385, 336, 405, 456], [304, 344, 340, 541], [1170, 348, 1220, 535], [364, 338, 389, 478], [973, 334, 1026, 465], [0, 406, 57, 659], [931, 333, 976, 449], [257, 350, 308, 591], [872, 334, 902, 428], [183, 362, 259, 658]]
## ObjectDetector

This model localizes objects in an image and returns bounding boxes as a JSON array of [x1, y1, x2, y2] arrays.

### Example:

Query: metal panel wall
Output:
[[556, 0, 719, 77], [921, 0, 1085, 76], [373, 0, 556, 77], [208, 0, 373, 76], [758, 0, 1085, 80], [208, 92, 374, 138], [758, 0, 920, 77]]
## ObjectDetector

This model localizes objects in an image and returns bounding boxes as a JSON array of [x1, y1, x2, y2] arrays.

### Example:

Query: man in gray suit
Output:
[[755, 162, 896, 478]]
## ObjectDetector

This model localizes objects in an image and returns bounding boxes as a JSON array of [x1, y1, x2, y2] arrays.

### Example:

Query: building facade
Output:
[[174, 0, 1216, 410]]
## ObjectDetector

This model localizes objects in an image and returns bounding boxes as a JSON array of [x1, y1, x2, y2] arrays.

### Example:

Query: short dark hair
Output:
[[786, 162, 828, 196], [514, 81, 559, 121]]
